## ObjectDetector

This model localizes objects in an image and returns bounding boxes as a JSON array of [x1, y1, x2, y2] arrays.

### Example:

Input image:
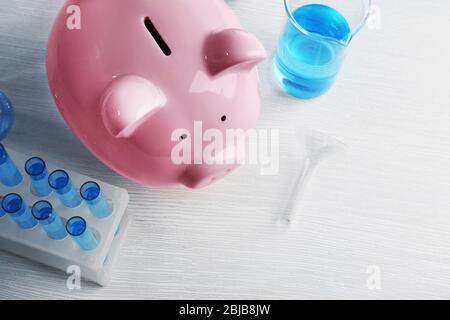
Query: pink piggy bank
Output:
[[46, 0, 266, 188]]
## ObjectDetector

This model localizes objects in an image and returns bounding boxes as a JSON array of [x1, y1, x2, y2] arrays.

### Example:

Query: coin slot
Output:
[[144, 17, 172, 56]]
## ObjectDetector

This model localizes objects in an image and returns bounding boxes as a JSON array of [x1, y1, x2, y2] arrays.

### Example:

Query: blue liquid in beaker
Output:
[[274, 4, 351, 99]]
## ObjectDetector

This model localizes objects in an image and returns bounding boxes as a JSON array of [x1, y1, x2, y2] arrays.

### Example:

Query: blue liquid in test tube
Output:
[[0, 91, 15, 141], [48, 170, 82, 208], [32, 200, 68, 240], [66, 216, 98, 251], [0, 144, 23, 187], [25, 157, 52, 197], [2, 193, 38, 229], [0, 196, 5, 218], [80, 181, 112, 219]]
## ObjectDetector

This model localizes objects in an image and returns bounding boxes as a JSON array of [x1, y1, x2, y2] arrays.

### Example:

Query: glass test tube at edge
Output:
[[0, 91, 15, 141], [48, 170, 82, 208], [0, 197, 5, 218], [32, 200, 68, 240], [0, 144, 23, 187]]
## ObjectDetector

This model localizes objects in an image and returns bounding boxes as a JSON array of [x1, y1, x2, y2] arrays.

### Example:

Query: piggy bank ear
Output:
[[101, 75, 166, 138], [204, 29, 267, 76]]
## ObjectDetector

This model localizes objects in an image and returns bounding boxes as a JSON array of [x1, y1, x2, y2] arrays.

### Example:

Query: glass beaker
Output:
[[274, 0, 371, 99]]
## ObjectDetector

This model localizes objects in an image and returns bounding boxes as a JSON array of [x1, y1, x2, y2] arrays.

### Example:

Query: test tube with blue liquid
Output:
[[48, 170, 82, 208], [66, 216, 98, 251], [32, 201, 68, 240], [0, 196, 5, 218], [274, 0, 371, 99], [0, 91, 15, 142], [2, 193, 38, 229], [80, 181, 112, 219], [25, 157, 52, 197], [0, 144, 23, 187]]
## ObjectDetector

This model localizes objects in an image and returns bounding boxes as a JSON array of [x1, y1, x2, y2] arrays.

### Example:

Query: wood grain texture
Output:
[[1, 0, 450, 299]]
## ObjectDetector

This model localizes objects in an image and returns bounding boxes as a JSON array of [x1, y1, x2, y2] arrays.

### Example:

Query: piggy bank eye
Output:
[[221, 115, 227, 122]]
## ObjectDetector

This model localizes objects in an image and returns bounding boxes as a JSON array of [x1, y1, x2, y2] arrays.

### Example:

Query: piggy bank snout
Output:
[[181, 164, 238, 189], [180, 143, 246, 188]]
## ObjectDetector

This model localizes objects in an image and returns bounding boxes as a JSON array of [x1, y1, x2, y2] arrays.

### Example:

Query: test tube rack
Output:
[[0, 147, 130, 286]]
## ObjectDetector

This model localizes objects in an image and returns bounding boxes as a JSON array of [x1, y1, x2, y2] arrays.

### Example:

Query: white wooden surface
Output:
[[1, 0, 450, 299]]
